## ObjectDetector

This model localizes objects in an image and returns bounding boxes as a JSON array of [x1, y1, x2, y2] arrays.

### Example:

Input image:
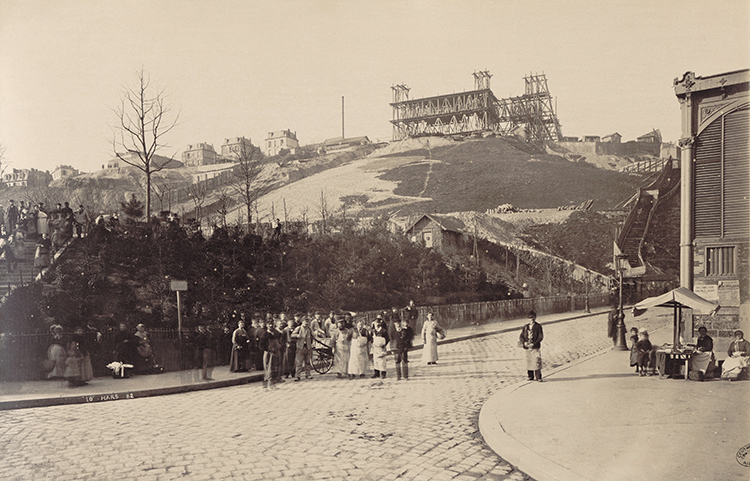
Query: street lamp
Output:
[[584, 270, 591, 313], [613, 254, 629, 350]]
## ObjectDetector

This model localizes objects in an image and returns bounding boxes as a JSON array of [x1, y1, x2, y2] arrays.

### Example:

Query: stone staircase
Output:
[[615, 161, 680, 277]]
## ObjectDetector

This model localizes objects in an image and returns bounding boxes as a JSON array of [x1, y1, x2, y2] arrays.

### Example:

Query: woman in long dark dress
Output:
[[113, 322, 138, 377], [229, 320, 249, 372]]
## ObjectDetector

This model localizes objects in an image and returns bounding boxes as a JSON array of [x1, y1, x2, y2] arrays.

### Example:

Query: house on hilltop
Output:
[[2, 168, 52, 188], [182, 142, 218, 167], [601, 132, 622, 143], [221, 136, 255, 159], [265, 130, 299, 157], [52, 165, 80, 181]]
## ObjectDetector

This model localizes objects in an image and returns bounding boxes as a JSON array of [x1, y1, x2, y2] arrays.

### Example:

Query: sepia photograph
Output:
[[0, 1, 748, 480]]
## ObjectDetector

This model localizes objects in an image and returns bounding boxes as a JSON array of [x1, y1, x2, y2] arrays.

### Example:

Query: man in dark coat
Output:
[[404, 300, 419, 327], [519, 311, 544, 381], [393, 319, 414, 381], [193, 325, 214, 381], [386, 307, 401, 351], [258, 318, 282, 389], [7, 200, 18, 233]]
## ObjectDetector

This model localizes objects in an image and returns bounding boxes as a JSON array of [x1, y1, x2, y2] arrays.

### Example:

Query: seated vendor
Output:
[[690, 326, 715, 376], [721, 330, 750, 381]]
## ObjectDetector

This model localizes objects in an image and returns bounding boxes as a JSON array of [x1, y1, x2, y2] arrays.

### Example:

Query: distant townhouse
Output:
[[2, 168, 52, 188], [52, 164, 80, 181], [221, 136, 254, 159], [265, 130, 299, 157], [182, 143, 218, 167]]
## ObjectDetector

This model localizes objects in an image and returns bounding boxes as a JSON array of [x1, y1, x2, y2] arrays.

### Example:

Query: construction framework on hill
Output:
[[390, 71, 563, 142]]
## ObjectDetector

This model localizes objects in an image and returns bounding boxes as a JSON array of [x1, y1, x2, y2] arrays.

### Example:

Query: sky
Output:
[[0, 0, 748, 174]]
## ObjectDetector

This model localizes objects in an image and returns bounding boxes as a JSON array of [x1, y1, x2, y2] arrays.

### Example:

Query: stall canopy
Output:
[[634, 287, 720, 348]]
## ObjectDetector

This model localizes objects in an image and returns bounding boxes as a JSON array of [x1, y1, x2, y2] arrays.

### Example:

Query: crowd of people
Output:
[[75, 300, 444, 389], [0, 199, 87, 275], [225, 304, 441, 388]]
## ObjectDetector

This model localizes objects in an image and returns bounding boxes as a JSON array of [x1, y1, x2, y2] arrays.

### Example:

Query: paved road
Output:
[[0, 313, 667, 481]]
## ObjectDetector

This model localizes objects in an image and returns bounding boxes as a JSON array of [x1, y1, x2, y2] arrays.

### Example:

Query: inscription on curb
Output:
[[83, 392, 135, 403]]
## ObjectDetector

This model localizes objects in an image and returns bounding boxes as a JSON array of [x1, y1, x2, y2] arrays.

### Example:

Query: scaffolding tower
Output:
[[495, 74, 563, 141], [390, 71, 563, 142]]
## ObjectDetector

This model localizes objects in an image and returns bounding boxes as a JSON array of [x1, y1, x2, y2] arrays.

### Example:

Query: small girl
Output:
[[629, 327, 639, 372], [635, 330, 652, 376]]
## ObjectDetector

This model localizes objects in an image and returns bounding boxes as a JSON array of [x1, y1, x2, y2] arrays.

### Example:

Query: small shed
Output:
[[404, 214, 470, 253], [601, 132, 622, 143]]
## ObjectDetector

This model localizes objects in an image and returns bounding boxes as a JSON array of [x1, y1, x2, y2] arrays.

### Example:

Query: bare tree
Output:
[[186, 181, 207, 226], [317, 190, 332, 234], [111, 69, 179, 220], [227, 144, 272, 233], [300, 205, 309, 235], [215, 188, 232, 228]]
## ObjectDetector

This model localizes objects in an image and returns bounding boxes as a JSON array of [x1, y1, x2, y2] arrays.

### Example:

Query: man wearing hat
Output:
[[519, 311, 544, 381], [7, 200, 18, 233]]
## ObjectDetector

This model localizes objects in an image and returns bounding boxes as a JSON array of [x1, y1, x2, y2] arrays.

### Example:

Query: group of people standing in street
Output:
[[224, 301, 444, 388], [41, 305, 552, 388]]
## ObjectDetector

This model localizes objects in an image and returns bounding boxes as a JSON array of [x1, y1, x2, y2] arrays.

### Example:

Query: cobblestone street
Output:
[[0, 313, 668, 480]]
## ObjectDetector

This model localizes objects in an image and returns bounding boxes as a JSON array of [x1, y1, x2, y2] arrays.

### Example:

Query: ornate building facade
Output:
[[674, 69, 749, 337]]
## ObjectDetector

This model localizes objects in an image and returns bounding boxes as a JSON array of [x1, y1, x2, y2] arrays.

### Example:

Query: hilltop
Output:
[[236, 135, 646, 224]]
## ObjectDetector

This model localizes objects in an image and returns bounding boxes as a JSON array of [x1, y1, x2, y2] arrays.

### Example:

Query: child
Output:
[[629, 327, 639, 372], [635, 330, 652, 376]]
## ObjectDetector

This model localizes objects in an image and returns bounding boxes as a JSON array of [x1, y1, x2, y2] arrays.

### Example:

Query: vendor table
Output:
[[656, 348, 692, 379]]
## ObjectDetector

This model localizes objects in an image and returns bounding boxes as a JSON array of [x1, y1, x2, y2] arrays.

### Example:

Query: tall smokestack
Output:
[[342, 96, 345, 140]]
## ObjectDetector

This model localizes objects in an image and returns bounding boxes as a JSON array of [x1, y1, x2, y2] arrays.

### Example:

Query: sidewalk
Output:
[[0, 307, 608, 411], [479, 324, 750, 481]]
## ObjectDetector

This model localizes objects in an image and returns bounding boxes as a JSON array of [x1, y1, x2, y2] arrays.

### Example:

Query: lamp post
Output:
[[584, 270, 590, 313], [613, 254, 628, 350]]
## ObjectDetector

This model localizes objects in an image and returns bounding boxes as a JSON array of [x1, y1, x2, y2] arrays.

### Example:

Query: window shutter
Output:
[[723, 107, 750, 237], [694, 118, 722, 237]]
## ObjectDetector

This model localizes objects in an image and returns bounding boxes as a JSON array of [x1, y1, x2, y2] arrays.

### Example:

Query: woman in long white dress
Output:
[[331, 319, 351, 378], [347, 321, 370, 379], [47, 325, 67, 379], [371, 319, 389, 378], [421, 312, 445, 365]]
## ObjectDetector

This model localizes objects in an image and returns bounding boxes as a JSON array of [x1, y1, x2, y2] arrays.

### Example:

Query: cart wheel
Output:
[[312, 349, 333, 374]]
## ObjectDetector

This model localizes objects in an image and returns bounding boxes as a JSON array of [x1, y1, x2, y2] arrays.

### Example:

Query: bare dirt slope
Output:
[[230, 135, 645, 225]]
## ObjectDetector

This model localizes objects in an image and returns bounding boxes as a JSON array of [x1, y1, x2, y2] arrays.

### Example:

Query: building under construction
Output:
[[390, 71, 563, 142]]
